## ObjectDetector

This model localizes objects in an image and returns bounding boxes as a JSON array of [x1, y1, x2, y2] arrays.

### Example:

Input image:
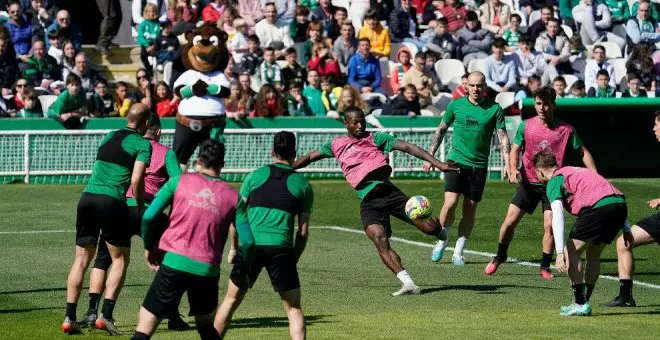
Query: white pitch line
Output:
[[312, 225, 660, 290], [0, 230, 71, 235]]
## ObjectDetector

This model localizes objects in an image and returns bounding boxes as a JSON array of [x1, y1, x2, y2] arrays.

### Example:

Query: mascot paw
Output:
[[192, 79, 209, 97]]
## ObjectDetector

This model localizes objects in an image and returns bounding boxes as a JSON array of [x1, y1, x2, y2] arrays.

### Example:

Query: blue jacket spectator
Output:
[[4, 1, 33, 58], [45, 10, 83, 50], [347, 39, 382, 91]]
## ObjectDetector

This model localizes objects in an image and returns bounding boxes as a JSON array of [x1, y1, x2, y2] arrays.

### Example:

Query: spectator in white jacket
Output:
[[584, 44, 616, 91], [254, 3, 294, 57], [572, 0, 626, 49], [262, 0, 296, 26], [513, 35, 548, 85]]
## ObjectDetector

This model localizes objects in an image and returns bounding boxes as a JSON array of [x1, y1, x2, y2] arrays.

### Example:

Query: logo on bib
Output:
[[189, 188, 219, 213]]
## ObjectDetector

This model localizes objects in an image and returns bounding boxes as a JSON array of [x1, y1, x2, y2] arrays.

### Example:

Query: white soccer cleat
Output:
[[391, 283, 422, 297]]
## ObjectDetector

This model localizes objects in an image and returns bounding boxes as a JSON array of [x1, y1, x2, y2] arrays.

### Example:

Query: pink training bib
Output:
[[522, 117, 573, 183], [331, 132, 391, 188], [554, 167, 623, 215]]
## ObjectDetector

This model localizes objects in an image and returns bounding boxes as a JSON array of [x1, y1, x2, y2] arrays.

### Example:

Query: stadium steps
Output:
[[81, 45, 148, 87]]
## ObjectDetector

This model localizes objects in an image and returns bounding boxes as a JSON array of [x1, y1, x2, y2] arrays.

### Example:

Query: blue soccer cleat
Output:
[[452, 255, 465, 266], [431, 239, 447, 262], [560, 302, 592, 316]]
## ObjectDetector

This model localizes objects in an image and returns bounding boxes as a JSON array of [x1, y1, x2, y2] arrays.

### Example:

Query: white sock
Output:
[[454, 236, 468, 257], [396, 270, 414, 285]]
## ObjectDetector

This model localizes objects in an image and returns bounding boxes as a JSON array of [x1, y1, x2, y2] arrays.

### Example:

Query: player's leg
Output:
[[214, 248, 259, 337], [540, 210, 555, 279], [133, 265, 187, 339], [78, 237, 111, 328], [561, 237, 592, 316], [132, 307, 163, 339], [485, 204, 525, 275], [433, 191, 460, 262], [452, 166, 487, 265], [280, 288, 305, 340], [364, 224, 420, 295], [263, 247, 305, 340], [583, 243, 608, 302], [186, 271, 221, 340]]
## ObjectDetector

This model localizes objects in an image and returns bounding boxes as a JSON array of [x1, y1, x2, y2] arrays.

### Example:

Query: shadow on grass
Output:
[[602, 271, 660, 277], [0, 306, 61, 314], [0, 284, 150, 295], [591, 310, 660, 317], [420, 284, 555, 295], [230, 314, 333, 329]]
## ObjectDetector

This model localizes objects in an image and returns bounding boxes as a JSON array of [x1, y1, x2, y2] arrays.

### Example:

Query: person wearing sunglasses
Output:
[[4, 1, 33, 63]]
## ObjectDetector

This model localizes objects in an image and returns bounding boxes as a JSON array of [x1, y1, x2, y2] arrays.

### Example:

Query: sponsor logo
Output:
[[188, 188, 219, 213]]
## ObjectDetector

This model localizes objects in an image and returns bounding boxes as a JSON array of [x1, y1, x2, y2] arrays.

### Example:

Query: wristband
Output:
[[207, 84, 220, 95], [180, 85, 194, 99]]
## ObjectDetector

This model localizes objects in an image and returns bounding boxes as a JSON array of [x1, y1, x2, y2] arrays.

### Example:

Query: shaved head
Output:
[[127, 103, 152, 135], [468, 71, 485, 84], [467, 72, 486, 102]]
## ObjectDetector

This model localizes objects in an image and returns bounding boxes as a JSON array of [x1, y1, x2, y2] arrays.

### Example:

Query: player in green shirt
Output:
[[424, 72, 510, 266], [62, 104, 153, 335], [215, 131, 313, 339]]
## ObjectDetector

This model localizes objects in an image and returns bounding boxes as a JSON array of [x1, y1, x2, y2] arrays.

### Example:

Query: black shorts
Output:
[[359, 183, 412, 238], [511, 180, 551, 214], [173, 117, 225, 164], [570, 203, 628, 244], [635, 213, 660, 244], [76, 193, 131, 248], [230, 246, 300, 293], [142, 265, 219, 317], [443, 162, 488, 202]]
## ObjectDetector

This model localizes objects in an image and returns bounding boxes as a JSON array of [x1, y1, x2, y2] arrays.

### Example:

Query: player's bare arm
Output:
[[294, 212, 311, 262], [423, 122, 450, 173], [293, 150, 330, 169], [508, 144, 522, 184], [497, 128, 511, 179], [579, 147, 597, 172], [131, 161, 148, 213], [393, 140, 457, 172]]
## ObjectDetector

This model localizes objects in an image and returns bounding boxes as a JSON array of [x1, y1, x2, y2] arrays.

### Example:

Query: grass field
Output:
[[1, 179, 659, 339]]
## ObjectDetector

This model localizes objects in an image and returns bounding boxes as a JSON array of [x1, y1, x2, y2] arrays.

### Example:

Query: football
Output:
[[405, 195, 432, 221]]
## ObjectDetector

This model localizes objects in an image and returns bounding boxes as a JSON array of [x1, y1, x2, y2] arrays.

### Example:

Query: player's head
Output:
[[533, 86, 556, 121], [653, 110, 660, 142], [126, 103, 152, 135], [272, 131, 297, 163], [467, 72, 486, 102], [532, 149, 559, 184], [197, 139, 226, 173], [343, 106, 367, 138], [144, 113, 161, 141]]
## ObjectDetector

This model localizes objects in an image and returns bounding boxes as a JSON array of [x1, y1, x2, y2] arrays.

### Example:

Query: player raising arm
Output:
[[295, 106, 457, 296]]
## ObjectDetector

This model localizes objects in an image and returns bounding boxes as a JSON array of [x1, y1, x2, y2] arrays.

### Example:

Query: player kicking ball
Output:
[[534, 149, 628, 316], [484, 86, 596, 279], [294, 106, 457, 296], [601, 111, 660, 307]]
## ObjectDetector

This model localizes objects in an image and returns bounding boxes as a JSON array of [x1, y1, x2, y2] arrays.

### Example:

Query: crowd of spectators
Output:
[[0, 0, 659, 123]]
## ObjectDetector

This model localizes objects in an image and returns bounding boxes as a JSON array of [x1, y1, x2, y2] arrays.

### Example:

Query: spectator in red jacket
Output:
[[202, 0, 226, 24], [168, 0, 198, 35], [307, 41, 341, 83], [439, 0, 467, 33], [154, 81, 178, 117]]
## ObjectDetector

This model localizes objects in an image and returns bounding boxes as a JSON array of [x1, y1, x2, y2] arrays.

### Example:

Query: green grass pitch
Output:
[[0, 179, 659, 339]]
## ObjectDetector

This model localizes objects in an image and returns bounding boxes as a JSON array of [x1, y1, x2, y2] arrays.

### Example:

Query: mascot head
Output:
[[182, 24, 230, 73]]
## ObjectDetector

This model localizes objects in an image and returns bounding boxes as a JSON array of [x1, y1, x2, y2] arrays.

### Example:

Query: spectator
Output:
[[301, 21, 323, 65], [88, 78, 114, 117], [604, 0, 631, 34], [259, 47, 282, 88], [281, 47, 306, 90], [390, 47, 412, 94], [26, 0, 57, 40], [60, 40, 75, 79], [528, 5, 554, 41], [46, 29, 63, 64], [573, 0, 626, 49], [503, 13, 522, 50], [138, 3, 162, 74], [95, 0, 122, 53], [154, 80, 178, 117], [239, 35, 262, 76], [521, 0, 556, 17], [320, 76, 341, 111], [350, 0, 371, 32], [631, 0, 660, 22], [371, 0, 395, 22], [358, 9, 391, 58], [390, 84, 421, 116], [154, 21, 179, 71], [267, 0, 296, 26], [4, 1, 33, 61], [0, 36, 18, 96], [10, 77, 29, 111], [336, 84, 369, 115], [238, 0, 263, 28], [308, 41, 341, 82], [626, 0, 660, 68], [229, 18, 249, 64], [559, 0, 581, 28], [132, 0, 168, 27], [452, 73, 469, 99], [587, 69, 616, 97], [325, 6, 347, 43], [250, 83, 287, 116], [621, 72, 648, 97], [485, 38, 517, 97], [457, 11, 493, 67], [626, 43, 656, 90], [224, 57, 237, 80], [113, 81, 133, 117], [403, 51, 441, 115], [201, 0, 225, 24], [425, 53, 442, 86], [535, 18, 572, 83], [347, 38, 382, 94], [23, 39, 59, 89], [17, 88, 41, 117], [45, 10, 82, 50], [168, 0, 198, 35], [425, 17, 456, 59], [569, 34, 587, 59], [289, 5, 310, 43], [254, 2, 294, 57], [552, 75, 567, 97], [440, 0, 468, 33], [332, 22, 356, 73], [286, 80, 312, 116], [225, 79, 250, 119], [217, 6, 239, 39], [389, 0, 422, 49], [47, 73, 88, 128], [513, 34, 548, 86], [311, 0, 336, 33], [568, 79, 587, 97], [479, 0, 510, 36], [514, 74, 542, 102], [133, 68, 154, 109], [584, 44, 616, 91], [303, 69, 325, 116], [238, 72, 257, 109], [71, 52, 104, 96]]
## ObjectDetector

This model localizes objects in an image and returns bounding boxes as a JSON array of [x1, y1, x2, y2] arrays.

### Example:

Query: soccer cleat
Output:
[[560, 302, 592, 316], [95, 314, 123, 336], [600, 296, 637, 307], [61, 317, 83, 334], [391, 283, 421, 296], [77, 311, 97, 329], [484, 257, 503, 275], [168, 314, 191, 331], [452, 255, 465, 266], [431, 239, 448, 262], [540, 268, 554, 279]]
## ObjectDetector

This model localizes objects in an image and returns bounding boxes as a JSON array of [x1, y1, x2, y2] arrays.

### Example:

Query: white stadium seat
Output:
[[434, 59, 466, 88], [38, 95, 58, 117], [495, 92, 516, 109], [563, 74, 579, 90], [610, 58, 627, 87], [433, 92, 454, 112], [561, 24, 573, 38], [467, 58, 488, 74]]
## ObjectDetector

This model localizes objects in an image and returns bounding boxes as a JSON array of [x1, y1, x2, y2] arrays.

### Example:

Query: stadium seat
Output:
[[433, 92, 453, 111], [561, 24, 573, 38], [361, 92, 388, 104], [528, 10, 541, 27], [571, 57, 587, 77], [293, 42, 304, 64], [467, 58, 487, 74], [38, 95, 58, 117], [276, 60, 288, 68], [380, 59, 394, 96], [610, 58, 627, 86], [616, 91, 622, 98], [401, 42, 419, 58], [420, 109, 435, 116], [514, 11, 528, 29], [563, 74, 579, 90], [434, 59, 465, 88], [162, 61, 173, 85], [495, 91, 516, 109], [447, 79, 460, 92]]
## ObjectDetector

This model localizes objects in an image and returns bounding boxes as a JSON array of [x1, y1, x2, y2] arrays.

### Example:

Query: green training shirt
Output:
[[84, 128, 152, 200], [546, 175, 626, 210], [319, 132, 397, 201], [126, 148, 181, 207], [240, 163, 313, 247], [443, 96, 505, 168]]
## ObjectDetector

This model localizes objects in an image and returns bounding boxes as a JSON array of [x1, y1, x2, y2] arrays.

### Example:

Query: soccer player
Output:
[[484, 86, 596, 278], [534, 149, 628, 316], [294, 107, 456, 296], [601, 111, 660, 307], [132, 139, 253, 340], [76, 114, 188, 333], [62, 104, 152, 334], [423, 71, 510, 265], [214, 131, 313, 339]]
